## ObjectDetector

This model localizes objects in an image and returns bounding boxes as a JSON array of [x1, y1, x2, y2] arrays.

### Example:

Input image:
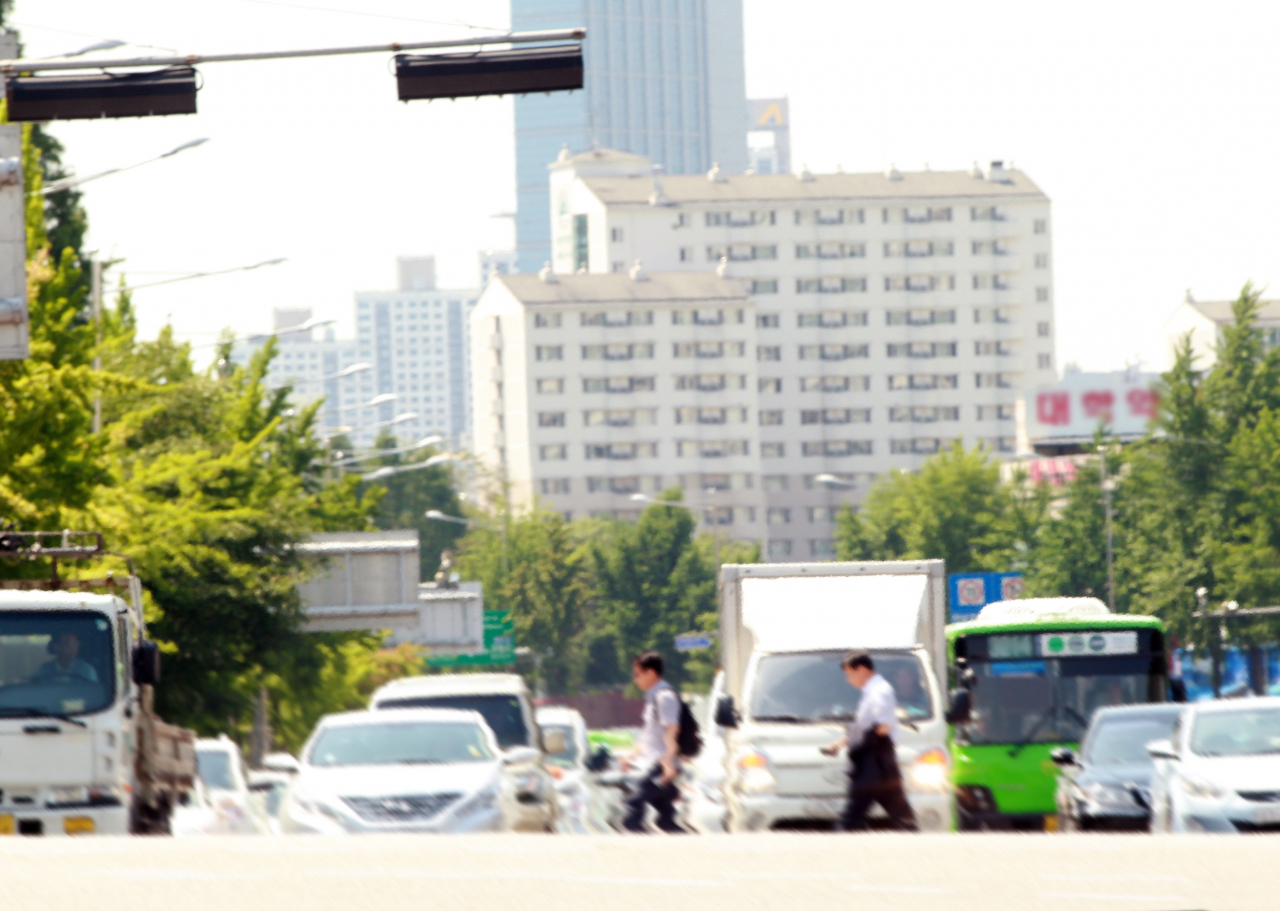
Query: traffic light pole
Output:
[[0, 28, 585, 73]]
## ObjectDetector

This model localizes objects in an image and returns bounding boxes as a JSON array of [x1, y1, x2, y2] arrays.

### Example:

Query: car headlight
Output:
[[290, 791, 347, 823], [1081, 782, 1134, 807], [47, 786, 89, 807], [907, 748, 949, 792], [1178, 773, 1225, 800], [453, 785, 500, 818], [735, 749, 776, 794]]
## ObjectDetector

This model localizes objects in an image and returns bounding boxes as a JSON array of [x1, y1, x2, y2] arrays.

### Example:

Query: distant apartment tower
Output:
[[549, 152, 1056, 558], [479, 249, 518, 290], [1165, 291, 1280, 367], [470, 268, 767, 542], [233, 308, 362, 436], [354, 257, 479, 449], [747, 98, 791, 175], [511, 0, 748, 273]]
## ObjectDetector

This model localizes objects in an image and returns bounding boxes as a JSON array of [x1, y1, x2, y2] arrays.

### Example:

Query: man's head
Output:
[[51, 631, 80, 666], [631, 651, 664, 692], [842, 650, 875, 689]]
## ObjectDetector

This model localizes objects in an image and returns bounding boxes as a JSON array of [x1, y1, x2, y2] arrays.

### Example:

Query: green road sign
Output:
[[427, 610, 515, 667]]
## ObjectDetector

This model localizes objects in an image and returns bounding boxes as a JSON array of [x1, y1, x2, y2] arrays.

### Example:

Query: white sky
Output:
[[13, 0, 1280, 372]]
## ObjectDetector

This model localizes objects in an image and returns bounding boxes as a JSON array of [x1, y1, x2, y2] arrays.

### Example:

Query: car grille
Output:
[[1237, 790, 1280, 803], [341, 793, 462, 822]]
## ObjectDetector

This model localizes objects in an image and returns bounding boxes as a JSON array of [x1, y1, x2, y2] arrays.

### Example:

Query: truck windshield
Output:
[[749, 651, 933, 722], [376, 694, 529, 749], [0, 611, 115, 717], [962, 655, 1159, 746]]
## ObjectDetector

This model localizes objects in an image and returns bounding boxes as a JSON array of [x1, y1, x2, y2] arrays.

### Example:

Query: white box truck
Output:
[[714, 560, 952, 832], [0, 532, 195, 835]]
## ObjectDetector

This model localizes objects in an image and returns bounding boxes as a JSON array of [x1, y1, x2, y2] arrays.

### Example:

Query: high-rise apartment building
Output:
[[470, 268, 767, 541], [546, 153, 1056, 558], [512, 0, 748, 273], [354, 257, 478, 449]]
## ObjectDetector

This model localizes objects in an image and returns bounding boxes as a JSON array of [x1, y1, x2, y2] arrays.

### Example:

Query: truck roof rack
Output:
[[0, 529, 142, 614]]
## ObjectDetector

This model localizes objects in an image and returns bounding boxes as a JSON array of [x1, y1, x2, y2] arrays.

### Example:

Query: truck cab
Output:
[[715, 561, 953, 832], [0, 591, 142, 835]]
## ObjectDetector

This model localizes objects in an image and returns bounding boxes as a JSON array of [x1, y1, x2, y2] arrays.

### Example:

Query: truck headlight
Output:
[[453, 785, 500, 819], [907, 748, 949, 791], [735, 750, 776, 794]]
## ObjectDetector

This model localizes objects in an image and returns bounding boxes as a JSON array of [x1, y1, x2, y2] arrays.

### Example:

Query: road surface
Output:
[[3, 833, 1272, 911]]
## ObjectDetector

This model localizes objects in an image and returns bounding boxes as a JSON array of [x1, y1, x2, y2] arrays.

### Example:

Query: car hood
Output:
[[297, 761, 500, 800], [1078, 763, 1153, 788], [1185, 753, 1280, 790]]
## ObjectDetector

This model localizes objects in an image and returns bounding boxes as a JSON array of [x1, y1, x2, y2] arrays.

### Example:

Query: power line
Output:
[[8, 21, 181, 54], [232, 0, 500, 31]]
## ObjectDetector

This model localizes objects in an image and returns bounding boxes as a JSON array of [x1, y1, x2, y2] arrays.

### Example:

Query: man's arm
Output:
[[660, 722, 680, 784]]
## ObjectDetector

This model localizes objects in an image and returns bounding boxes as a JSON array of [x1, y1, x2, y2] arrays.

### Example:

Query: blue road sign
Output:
[[675, 634, 713, 652]]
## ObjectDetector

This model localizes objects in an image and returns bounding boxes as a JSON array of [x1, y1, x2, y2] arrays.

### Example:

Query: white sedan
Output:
[[1148, 696, 1280, 834], [281, 708, 521, 834]]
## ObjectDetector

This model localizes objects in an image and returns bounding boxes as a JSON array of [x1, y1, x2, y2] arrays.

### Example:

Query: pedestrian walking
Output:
[[821, 650, 918, 831], [622, 651, 685, 833]]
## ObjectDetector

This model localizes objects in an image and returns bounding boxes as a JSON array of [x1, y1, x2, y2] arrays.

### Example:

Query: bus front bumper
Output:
[[0, 803, 129, 836]]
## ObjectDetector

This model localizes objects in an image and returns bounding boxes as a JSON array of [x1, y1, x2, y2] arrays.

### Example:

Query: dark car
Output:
[[1051, 703, 1185, 832]]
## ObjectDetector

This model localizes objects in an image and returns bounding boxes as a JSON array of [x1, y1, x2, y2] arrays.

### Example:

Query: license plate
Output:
[[0, 814, 12, 835], [64, 816, 95, 835], [1255, 804, 1280, 824]]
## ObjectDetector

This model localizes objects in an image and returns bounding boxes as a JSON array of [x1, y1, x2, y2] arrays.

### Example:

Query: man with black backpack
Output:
[[622, 651, 699, 833]]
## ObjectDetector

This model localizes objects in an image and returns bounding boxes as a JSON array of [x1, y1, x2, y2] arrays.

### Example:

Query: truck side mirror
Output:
[[714, 694, 739, 728], [1170, 678, 1188, 703], [1049, 746, 1078, 767], [132, 640, 160, 686], [944, 688, 971, 725]]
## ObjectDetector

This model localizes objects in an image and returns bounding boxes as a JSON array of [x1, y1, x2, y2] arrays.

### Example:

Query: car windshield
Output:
[[1191, 708, 1280, 757], [0, 611, 116, 717], [309, 720, 495, 767], [377, 694, 529, 749], [541, 723, 579, 766], [963, 655, 1157, 746], [1084, 715, 1180, 766], [197, 750, 237, 790], [749, 651, 933, 722]]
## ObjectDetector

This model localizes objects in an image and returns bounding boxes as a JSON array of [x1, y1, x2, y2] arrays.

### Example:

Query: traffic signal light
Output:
[[5, 67, 198, 122], [395, 45, 583, 101]]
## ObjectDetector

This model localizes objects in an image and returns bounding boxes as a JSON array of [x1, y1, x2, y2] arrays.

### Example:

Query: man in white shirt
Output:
[[622, 651, 684, 833], [821, 650, 917, 831]]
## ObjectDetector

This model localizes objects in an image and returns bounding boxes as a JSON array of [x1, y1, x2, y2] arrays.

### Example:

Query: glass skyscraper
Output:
[[513, 0, 747, 272]]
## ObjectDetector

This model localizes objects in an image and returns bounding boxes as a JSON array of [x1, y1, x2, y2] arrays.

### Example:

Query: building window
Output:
[[801, 440, 873, 457], [611, 261, 625, 273], [1036, 287, 1050, 302], [801, 408, 871, 425], [970, 206, 1003, 221], [535, 346, 563, 361], [759, 377, 782, 393], [573, 214, 588, 272], [1034, 218, 1048, 234], [675, 407, 747, 426], [583, 310, 652, 327], [763, 474, 788, 492], [767, 508, 791, 525], [767, 539, 793, 559], [975, 373, 1013, 388], [757, 313, 780, 328], [676, 374, 746, 391], [886, 342, 957, 358], [539, 444, 567, 461], [537, 412, 565, 427], [809, 539, 836, 558], [762, 442, 785, 458], [888, 374, 960, 391], [808, 507, 841, 523], [798, 344, 870, 361], [585, 408, 657, 427], [611, 227, 623, 243], [1037, 321, 1051, 337], [1038, 353, 1053, 369], [536, 378, 564, 394], [675, 341, 742, 358], [1035, 252, 1049, 269], [676, 439, 749, 458], [582, 343, 654, 360], [889, 406, 959, 423], [759, 410, 784, 426], [534, 313, 561, 328], [586, 442, 658, 460], [756, 345, 782, 362], [582, 376, 655, 393], [974, 341, 1014, 356], [976, 405, 1015, 421], [749, 279, 779, 294], [679, 246, 692, 262], [539, 478, 571, 494]]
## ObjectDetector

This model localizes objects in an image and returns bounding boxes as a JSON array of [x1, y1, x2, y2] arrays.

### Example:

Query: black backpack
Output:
[[676, 699, 703, 758]]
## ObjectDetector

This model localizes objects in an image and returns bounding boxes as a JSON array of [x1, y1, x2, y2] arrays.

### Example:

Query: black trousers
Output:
[[622, 764, 684, 833], [839, 734, 918, 832]]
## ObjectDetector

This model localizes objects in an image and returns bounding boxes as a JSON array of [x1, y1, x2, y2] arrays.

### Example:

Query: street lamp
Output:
[[813, 473, 855, 489], [37, 136, 210, 196], [360, 448, 456, 481], [332, 435, 443, 467], [287, 362, 371, 386], [1097, 444, 1117, 613]]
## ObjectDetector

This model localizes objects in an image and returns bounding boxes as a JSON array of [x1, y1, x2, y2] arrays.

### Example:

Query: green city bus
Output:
[[945, 599, 1172, 830]]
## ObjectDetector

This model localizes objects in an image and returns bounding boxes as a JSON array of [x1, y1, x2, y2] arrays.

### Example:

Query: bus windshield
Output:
[[959, 651, 1162, 747], [0, 611, 116, 717]]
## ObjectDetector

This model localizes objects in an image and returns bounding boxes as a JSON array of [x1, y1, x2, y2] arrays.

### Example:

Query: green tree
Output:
[[363, 431, 465, 580], [835, 443, 1037, 572]]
